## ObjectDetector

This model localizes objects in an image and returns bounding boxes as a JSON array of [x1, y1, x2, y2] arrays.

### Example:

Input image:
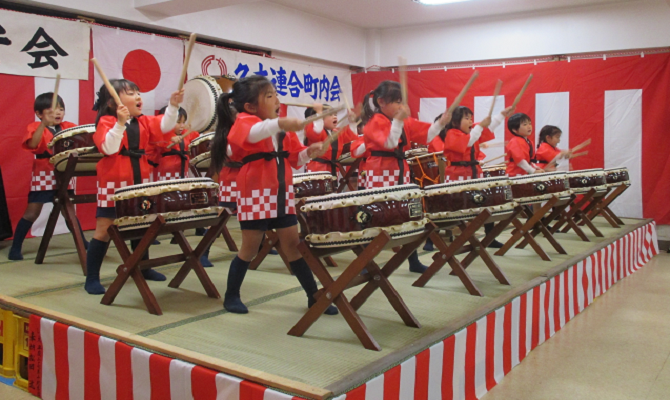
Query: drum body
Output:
[[510, 172, 571, 205], [604, 167, 631, 187], [182, 76, 224, 133], [423, 177, 516, 223], [293, 172, 337, 198], [566, 169, 608, 194], [112, 178, 222, 231], [482, 164, 506, 178], [301, 184, 427, 247], [48, 124, 102, 172], [407, 152, 443, 188], [188, 133, 214, 169]]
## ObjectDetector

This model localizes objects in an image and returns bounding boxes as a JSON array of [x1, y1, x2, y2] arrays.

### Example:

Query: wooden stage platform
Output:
[[0, 216, 659, 399]]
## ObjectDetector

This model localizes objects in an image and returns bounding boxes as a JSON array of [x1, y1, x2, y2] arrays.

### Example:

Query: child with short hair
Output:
[[155, 106, 199, 181], [8, 93, 88, 260], [535, 125, 571, 171], [84, 79, 183, 295], [211, 75, 337, 315], [505, 113, 544, 176]]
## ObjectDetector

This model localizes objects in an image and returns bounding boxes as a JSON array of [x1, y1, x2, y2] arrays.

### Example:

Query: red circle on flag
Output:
[[122, 50, 161, 93]]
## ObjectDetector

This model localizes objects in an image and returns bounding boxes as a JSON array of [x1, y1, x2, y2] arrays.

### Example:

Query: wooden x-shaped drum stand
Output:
[[577, 184, 629, 228], [100, 211, 231, 315], [288, 223, 435, 351], [36, 154, 99, 275], [336, 158, 361, 193]]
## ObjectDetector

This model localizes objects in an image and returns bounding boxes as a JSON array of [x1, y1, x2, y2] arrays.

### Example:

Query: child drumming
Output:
[[211, 75, 337, 315], [84, 79, 184, 295], [9, 93, 88, 260], [535, 125, 571, 171], [505, 113, 544, 176], [303, 104, 358, 176], [362, 80, 451, 273], [155, 106, 199, 181]]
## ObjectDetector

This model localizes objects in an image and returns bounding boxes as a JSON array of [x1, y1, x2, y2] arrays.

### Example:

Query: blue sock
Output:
[[85, 238, 108, 294], [408, 250, 427, 273], [224, 256, 249, 313], [290, 258, 338, 315], [8, 218, 33, 260]]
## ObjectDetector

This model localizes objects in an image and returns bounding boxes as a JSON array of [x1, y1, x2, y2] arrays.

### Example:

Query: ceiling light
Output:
[[413, 0, 471, 5]]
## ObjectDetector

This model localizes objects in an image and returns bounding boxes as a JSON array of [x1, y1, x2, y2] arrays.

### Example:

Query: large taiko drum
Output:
[[111, 178, 222, 231], [48, 124, 103, 172], [482, 164, 506, 178], [301, 184, 427, 247], [604, 167, 631, 187], [566, 169, 608, 194], [510, 172, 571, 205], [188, 132, 215, 170], [423, 177, 517, 223], [293, 172, 337, 198], [407, 152, 444, 188], [182, 75, 236, 133]]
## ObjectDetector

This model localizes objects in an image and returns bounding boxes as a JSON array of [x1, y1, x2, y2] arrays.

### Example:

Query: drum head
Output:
[[182, 76, 223, 133]]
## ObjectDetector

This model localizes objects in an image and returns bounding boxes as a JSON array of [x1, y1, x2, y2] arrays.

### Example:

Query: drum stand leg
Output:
[[337, 159, 361, 193], [514, 205, 567, 255], [413, 212, 490, 292], [35, 154, 88, 275], [495, 198, 559, 261], [580, 184, 628, 228], [517, 196, 587, 246], [456, 219, 511, 285], [289, 226, 430, 351], [553, 190, 604, 238], [102, 218, 165, 315], [459, 207, 523, 271]]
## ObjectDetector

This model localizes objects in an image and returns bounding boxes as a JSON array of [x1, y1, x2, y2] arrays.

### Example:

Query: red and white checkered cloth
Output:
[[218, 180, 238, 204], [364, 169, 411, 189], [156, 172, 181, 182], [30, 170, 75, 192], [237, 186, 295, 221], [97, 179, 149, 207]]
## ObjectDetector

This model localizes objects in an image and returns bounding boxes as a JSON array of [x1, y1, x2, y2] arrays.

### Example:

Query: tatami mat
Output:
[[0, 216, 639, 392]]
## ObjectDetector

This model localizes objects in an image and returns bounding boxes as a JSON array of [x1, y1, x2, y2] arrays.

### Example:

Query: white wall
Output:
[[21, 0, 367, 67], [375, 0, 670, 67]]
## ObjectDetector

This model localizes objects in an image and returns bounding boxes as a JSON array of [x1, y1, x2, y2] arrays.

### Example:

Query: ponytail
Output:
[[210, 92, 235, 174], [361, 91, 376, 125]]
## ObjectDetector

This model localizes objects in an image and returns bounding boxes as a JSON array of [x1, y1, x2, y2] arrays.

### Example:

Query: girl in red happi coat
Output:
[[535, 125, 572, 171], [84, 79, 184, 295], [154, 106, 199, 181], [362, 80, 451, 272], [8, 93, 88, 260], [210, 75, 338, 315], [303, 103, 358, 176]]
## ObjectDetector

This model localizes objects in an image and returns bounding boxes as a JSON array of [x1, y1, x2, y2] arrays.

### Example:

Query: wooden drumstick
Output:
[[51, 74, 61, 110], [398, 56, 408, 105], [282, 101, 331, 109], [487, 80, 503, 119], [482, 153, 506, 166], [511, 74, 533, 109], [570, 150, 589, 159], [447, 70, 480, 115], [321, 116, 357, 151], [571, 138, 591, 152], [166, 123, 191, 149], [178, 33, 197, 91], [91, 58, 121, 106], [301, 105, 344, 128], [481, 141, 503, 149]]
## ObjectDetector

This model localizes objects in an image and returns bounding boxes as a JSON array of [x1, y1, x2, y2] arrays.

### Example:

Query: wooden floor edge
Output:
[[0, 294, 332, 400], [326, 218, 655, 395]]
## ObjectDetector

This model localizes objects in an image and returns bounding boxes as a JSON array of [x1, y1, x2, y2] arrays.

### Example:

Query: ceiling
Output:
[[267, 0, 637, 29]]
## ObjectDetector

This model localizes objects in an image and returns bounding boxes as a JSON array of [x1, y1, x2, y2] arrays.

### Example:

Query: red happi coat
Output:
[[428, 135, 444, 153], [304, 123, 358, 175], [442, 126, 495, 181], [218, 145, 240, 209], [227, 112, 306, 221], [94, 115, 164, 207], [505, 136, 536, 177], [154, 129, 199, 181], [349, 136, 368, 189], [363, 113, 430, 189], [535, 142, 562, 167], [23, 121, 77, 192]]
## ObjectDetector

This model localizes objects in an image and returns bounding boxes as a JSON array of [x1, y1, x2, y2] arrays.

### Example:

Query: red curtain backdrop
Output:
[[352, 53, 670, 224]]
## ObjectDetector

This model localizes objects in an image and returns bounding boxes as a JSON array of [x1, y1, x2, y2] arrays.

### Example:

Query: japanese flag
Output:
[[91, 26, 183, 115]]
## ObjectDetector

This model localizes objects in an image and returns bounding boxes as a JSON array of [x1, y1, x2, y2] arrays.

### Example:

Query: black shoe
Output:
[[142, 269, 166, 281], [423, 241, 435, 251], [152, 239, 161, 245], [488, 240, 504, 249], [8, 246, 23, 261], [195, 227, 207, 236], [409, 262, 428, 273], [308, 297, 338, 315], [85, 277, 106, 295], [224, 294, 248, 314], [269, 248, 279, 255]]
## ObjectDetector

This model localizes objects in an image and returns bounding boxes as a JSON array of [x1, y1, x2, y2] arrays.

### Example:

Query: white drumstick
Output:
[[178, 33, 197, 91], [51, 74, 61, 110], [91, 58, 121, 106]]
